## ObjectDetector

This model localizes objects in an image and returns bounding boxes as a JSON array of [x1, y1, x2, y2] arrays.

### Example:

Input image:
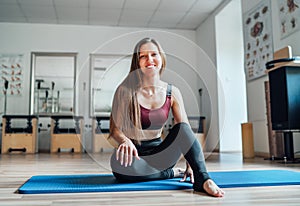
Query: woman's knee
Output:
[[172, 122, 189, 129], [172, 122, 194, 137]]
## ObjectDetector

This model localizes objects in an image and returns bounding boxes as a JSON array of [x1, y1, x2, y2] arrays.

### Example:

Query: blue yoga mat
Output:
[[18, 170, 300, 194]]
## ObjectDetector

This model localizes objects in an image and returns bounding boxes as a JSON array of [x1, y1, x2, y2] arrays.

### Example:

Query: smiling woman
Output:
[[108, 37, 225, 197], [138, 43, 163, 78]]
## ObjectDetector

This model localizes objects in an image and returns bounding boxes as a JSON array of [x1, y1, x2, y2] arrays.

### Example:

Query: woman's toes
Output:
[[203, 179, 225, 197]]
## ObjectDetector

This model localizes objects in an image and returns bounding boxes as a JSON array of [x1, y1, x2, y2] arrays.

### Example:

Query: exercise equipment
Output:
[[3, 79, 8, 115], [1, 115, 38, 154], [1, 79, 39, 154], [18, 169, 300, 194], [35, 79, 43, 114], [35, 80, 60, 114], [50, 115, 84, 153], [51, 82, 55, 113], [92, 116, 115, 152]]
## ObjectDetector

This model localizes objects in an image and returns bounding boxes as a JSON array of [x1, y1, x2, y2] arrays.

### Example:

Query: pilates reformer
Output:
[[1, 79, 38, 154], [50, 115, 84, 153], [1, 115, 38, 154]]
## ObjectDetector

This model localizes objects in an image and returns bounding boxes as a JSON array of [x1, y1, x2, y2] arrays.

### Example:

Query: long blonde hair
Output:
[[110, 38, 166, 143]]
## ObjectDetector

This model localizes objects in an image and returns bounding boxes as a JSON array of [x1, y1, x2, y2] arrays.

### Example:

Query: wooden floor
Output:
[[0, 151, 300, 206]]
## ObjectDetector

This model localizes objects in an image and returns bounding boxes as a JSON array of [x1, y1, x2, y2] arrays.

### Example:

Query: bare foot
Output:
[[172, 167, 185, 178], [203, 179, 225, 197]]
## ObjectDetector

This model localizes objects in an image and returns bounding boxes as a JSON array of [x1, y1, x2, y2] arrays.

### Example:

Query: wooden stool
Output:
[[1, 115, 38, 154], [50, 115, 83, 153], [92, 116, 115, 153]]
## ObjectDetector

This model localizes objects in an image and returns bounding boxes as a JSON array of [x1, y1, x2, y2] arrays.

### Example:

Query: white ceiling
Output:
[[0, 0, 225, 30]]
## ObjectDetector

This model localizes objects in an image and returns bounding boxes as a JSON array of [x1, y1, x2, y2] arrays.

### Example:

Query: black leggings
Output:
[[110, 122, 210, 191]]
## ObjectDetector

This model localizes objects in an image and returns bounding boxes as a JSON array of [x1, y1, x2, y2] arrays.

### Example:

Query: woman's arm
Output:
[[109, 86, 140, 166], [109, 85, 129, 144], [171, 86, 189, 125], [109, 118, 140, 167], [109, 117, 129, 144]]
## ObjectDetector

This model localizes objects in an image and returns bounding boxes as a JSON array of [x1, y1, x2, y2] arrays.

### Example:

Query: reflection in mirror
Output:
[[89, 54, 131, 117], [30, 52, 77, 116]]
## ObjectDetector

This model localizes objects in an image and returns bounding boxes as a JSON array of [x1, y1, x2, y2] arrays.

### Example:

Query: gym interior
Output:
[[0, 0, 300, 205]]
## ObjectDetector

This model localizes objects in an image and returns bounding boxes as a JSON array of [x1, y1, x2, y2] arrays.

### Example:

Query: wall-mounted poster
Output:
[[0, 54, 24, 96], [243, 0, 273, 81], [278, 0, 300, 39]]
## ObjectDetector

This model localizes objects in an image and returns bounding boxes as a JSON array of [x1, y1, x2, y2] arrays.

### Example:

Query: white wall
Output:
[[195, 0, 232, 152], [195, 0, 300, 155], [0, 23, 196, 115], [241, 0, 300, 155], [216, 0, 247, 152], [196, 0, 300, 155], [0, 22, 204, 152]]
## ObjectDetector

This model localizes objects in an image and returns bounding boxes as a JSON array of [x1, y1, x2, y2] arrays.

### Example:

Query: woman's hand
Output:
[[116, 138, 140, 167], [180, 162, 194, 183]]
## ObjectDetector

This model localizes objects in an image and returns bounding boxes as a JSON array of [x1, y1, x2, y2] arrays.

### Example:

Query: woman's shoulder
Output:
[[160, 82, 180, 96], [169, 85, 181, 96], [167, 84, 183, 105]]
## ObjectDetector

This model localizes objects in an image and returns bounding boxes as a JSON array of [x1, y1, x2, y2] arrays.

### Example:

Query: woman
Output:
[[108, 37, 224, 197]]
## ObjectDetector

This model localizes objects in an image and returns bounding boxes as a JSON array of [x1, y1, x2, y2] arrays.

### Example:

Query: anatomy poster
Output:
[[243, 0, 273, 81], [0, 54, 24, 96], [278, 0, 300, 39]]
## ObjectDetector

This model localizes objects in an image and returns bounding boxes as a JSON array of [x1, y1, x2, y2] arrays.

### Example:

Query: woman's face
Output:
[[138, 42, 162, 77]]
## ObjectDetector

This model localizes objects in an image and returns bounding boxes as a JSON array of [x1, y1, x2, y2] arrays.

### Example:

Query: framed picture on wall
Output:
[[0, 53, 24, 96], [243, 0, 273, 81], [277, 0, 300, 39]]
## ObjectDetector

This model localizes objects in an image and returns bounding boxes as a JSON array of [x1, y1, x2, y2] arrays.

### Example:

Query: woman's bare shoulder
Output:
[[170, 85, 182, 97]]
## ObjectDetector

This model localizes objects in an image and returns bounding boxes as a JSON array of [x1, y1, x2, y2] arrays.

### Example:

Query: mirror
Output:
[[30, 52, 77, 116], [89, 54, 131, 117]]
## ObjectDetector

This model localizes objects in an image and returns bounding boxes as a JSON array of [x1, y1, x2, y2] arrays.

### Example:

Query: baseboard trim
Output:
[[255, 152, 270, 158]]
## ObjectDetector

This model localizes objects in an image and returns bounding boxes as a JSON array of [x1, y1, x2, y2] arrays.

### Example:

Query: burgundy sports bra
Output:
[[140, 84, 172, 130]]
